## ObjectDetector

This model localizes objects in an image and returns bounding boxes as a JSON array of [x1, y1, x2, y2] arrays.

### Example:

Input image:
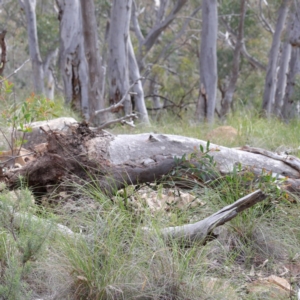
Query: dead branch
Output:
[[0, 58, 30, 84], [148, 189, 266, 244], [240, 145, 300, 173], [94, 77, 144, 116], [98, 113, 138, 129]]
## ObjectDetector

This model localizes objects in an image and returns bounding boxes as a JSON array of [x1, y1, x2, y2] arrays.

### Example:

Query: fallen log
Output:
[[1, 118, 300, 195], [1, 118, 300, 245]]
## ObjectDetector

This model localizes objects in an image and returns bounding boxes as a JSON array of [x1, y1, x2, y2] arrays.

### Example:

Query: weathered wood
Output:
[[3, 118, 300, 245], [3, 118, 300, 196], [149, 189, 266, 244]]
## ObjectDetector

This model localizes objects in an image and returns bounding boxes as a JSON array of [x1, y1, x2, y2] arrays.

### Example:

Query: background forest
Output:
[[1, 0, 299, 124], [0, 0, 300, 300]]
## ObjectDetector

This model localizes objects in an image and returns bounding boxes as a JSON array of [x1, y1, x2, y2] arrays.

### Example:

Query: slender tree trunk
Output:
[[281, 2, 300, 120], [43, 48, 58, 100], [108, 0, 132, 116], [19, 0, 44, 94], [220, 0, 246, 119], [128, 35, 150, 124], [274, 40, 291, 116], [195, 0, 218, 123], [262, 0, 291, 117], [282, 47, 300, 120], [0, 30, 7, 77], [56, 0, 90, 120], [81, 0, 105, 124]]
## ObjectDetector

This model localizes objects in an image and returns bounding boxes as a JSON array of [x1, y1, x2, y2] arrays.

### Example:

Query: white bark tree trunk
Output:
[[56, 0, 90, 120], [108, 0, 132, 116], [220, 0, 246, 119], [262, 0, 291, 117], [43, 48, 58, 100], [18, 0, 44, 94], [128, 35, 150, 124], [274, 40, 291, 116], [81, 0, 105, 124], [282, 47, 300, 120], [196, 0, 218, 123], [281, 2, 300, 120]]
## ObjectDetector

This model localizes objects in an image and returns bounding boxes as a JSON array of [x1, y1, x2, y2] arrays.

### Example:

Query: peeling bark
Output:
[[56, 0, 89, 120], [196, 0, 218, 123], [108, 0, 132, 116], [128, 35, 149, 124], [81, 0, 105, 124]]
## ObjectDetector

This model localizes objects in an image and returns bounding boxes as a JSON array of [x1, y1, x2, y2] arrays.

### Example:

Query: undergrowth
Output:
[[0, 110, 300, 299]]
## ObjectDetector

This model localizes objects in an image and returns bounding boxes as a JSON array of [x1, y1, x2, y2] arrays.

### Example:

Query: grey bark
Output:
[[262, 0, 291, 117], [18, 0, 44, 94], [128, 35, 150, 124], [281, 2, 300, 120], [220, 0, 247, 119], [282, 47, 300, 120], [108, 0, 132, 116], [81, 0, 105, 124], [43, 48, 58, 100], [196, 0, 218, 123], [274, 40, 291, 116], [56, 0, 90, 120]]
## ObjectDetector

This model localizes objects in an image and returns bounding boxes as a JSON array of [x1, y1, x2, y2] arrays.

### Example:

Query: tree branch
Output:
[[258, 0, 274, 34], [95, 77, 144, 115], [0, 59, 30, 84], [131, 0, 145, 46], [142, 0, 187, 54], [156, 5, 201, 63], [145, 189, 266, 244]]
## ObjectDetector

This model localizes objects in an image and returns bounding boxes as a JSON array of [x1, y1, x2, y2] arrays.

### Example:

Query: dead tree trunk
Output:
[[4, 118, 300, 198], [3, 118, 300, 244]]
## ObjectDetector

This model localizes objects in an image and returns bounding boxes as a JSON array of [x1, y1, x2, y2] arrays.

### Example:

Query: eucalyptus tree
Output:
[[262, 0, 291, 117], [195, 0, 218, 123], [107, 0, 132, 116], [18, 0, 44, 94], [281, 1, 300, 120], [17, 0, 59, 98], [55, 0, 89, 120], [220, 0, 247, 119], [81, 0, 105, 123]]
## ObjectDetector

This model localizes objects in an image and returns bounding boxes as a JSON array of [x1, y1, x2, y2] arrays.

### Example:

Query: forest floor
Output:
[[0, 112, 300, 299]]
